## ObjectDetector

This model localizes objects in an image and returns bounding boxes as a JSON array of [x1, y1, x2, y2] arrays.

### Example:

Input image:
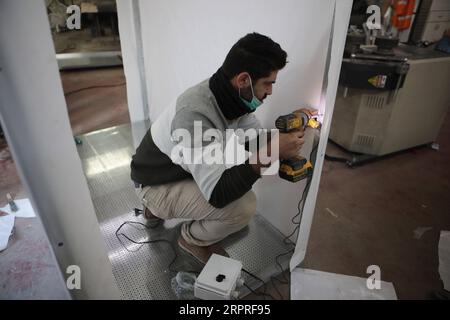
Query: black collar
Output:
[[209, 68, 253, 120]]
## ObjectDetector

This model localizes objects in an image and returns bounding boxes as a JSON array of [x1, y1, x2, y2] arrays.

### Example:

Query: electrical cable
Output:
[[324, 154, 349, 163], [64, 82, 126, 96], [115, 127, 321, 300], [242, 268, 276, 300], [246, 133, 320, 300], [269, 134, 320, 299], [115, 220, 200, 275], [116, 220, 276, 299], [243, 283, 260, 297]]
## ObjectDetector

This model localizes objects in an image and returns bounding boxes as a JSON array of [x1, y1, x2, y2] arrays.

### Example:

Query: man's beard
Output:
[[241, 86, 266, 101]]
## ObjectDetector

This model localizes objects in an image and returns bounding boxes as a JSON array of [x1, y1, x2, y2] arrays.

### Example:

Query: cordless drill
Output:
[[275, 112, 320, 182]]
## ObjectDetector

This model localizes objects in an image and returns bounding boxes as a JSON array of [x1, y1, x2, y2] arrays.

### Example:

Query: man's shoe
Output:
[[135, 207, 162, 227], [143, 207, 160, 220], [178, 236, 229, 265]]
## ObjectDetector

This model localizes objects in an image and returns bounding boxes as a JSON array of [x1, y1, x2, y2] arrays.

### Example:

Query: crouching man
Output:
[[131, 33, 311, 264]]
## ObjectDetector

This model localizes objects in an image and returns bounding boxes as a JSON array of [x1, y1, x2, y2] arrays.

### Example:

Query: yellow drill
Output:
[[275, 112, 320, 182]]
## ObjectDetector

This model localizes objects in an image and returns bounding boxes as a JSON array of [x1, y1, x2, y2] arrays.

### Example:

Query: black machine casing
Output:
[[340, 58, 409, 91]]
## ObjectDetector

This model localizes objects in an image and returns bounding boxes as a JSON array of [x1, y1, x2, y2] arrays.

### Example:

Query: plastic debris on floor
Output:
[[290, 268, 397, 300], [0, 198, 36, 218], [0, 214, 15, 251], [0, 198, 36, 252]]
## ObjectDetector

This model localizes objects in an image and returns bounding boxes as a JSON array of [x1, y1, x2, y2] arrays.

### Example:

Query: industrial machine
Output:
[[411, 0, 450, 44], [330, 33, 450, 166], [275, 112, 320, 182]]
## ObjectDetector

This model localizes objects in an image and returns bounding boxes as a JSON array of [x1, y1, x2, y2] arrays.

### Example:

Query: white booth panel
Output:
[[138, 0, 335, 122], [118, 0, 352, 271]]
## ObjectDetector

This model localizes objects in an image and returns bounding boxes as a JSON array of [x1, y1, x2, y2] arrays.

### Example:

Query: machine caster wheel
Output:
[[430, 142, 439, 151]]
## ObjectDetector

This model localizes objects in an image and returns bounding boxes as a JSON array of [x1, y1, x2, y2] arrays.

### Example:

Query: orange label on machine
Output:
[[368, 75, 387, 88]]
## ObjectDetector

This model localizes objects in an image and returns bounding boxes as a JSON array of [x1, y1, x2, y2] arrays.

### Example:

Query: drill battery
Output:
[[275, 113, 304, 132], [279, 155, 313, 182], [276, 112, 317, 183]]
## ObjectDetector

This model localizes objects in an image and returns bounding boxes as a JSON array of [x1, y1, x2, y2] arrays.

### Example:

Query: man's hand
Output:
[[293, 107, 318, 118], [279, 131, 304, 159], [248, 130, 304, 174]]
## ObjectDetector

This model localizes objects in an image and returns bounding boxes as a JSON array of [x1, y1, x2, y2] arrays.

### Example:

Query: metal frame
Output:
[[56, 51, 123, 70]]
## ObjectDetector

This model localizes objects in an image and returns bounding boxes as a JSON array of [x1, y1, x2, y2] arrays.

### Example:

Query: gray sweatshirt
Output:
[[130, 79, 262, 208]]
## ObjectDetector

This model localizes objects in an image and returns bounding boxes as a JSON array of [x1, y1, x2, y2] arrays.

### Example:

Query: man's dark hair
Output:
[[222, 33, 288, 81]]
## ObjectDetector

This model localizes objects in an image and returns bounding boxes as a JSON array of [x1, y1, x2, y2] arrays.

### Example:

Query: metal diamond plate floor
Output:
[[76, 122, 292, 300]]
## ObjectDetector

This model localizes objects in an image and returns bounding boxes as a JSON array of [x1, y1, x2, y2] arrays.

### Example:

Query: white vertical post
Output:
[[0, 0, 121, 299], [117, 0, 149, 130], [290, 0, 353, 271]]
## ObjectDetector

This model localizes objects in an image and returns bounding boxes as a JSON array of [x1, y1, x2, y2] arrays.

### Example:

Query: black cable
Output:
[[243, 283, 260, 297], [289, 139, 319, 230], [242, 283, 276, 300], [115, 220, 200, 275], [117, 222, 277, 299], [242, 268, 276, 300], [290, 176, 313, 226], [115, 130, 321, 299], [324, 154, 348, 163], [64, 82, 126, 96], [117, 221, 275, 299], [269, 136, 320, 298], [266, 179, 312, 296]]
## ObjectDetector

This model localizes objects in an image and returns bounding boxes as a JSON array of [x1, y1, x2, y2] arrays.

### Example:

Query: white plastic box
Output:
[[194, 254, 243, 300]]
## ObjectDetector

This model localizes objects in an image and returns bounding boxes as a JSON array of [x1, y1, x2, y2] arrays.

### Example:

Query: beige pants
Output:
[[136, 179, 256, 246]]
